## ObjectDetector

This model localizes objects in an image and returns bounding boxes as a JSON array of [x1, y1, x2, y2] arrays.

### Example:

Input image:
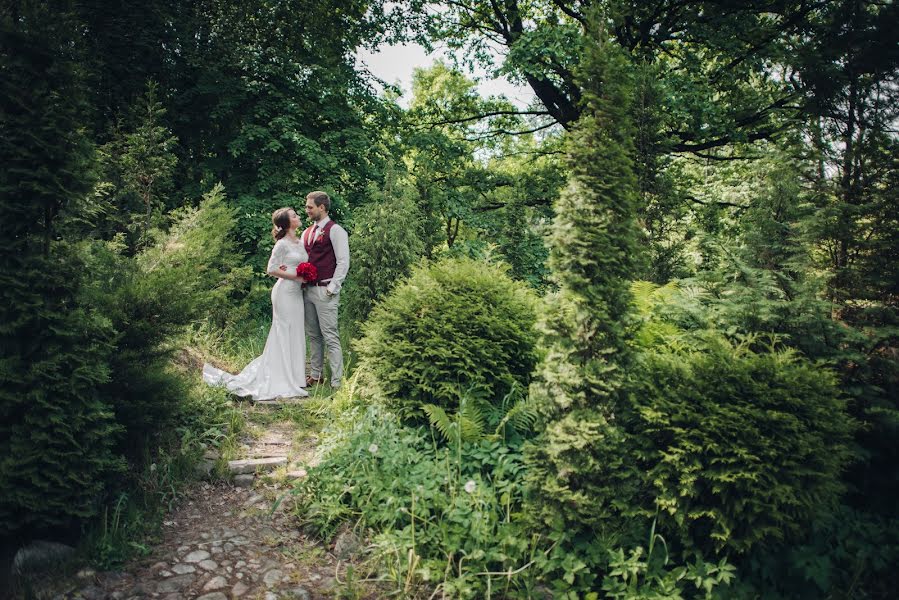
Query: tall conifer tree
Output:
[[525, 21, 643, 541], [0, 7, 124, 535]]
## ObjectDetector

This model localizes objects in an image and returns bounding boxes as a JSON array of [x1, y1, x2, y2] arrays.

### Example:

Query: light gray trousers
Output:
[[303, 286, 343, 386]]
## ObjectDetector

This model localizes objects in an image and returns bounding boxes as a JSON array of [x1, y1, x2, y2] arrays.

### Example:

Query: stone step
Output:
[[227, 457, 288, 474], [254, 397, 306, 406]]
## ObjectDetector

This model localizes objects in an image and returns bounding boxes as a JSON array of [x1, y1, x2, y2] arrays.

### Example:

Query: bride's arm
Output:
[[266, 240, 299, 280]]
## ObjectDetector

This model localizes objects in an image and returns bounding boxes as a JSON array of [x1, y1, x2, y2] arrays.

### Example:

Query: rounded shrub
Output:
[[527, 333, 855, 560], [356, 257, 539, 421], [633, 335, 853, 554]]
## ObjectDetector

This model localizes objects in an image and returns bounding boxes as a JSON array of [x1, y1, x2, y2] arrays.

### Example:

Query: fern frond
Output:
[[422, 403, 454, 443], [494, 392, 540, 436], [458, 398, 487, 442]]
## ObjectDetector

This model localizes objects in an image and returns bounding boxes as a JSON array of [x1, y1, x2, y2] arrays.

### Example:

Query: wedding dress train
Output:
[[203, 237, 309, 400]]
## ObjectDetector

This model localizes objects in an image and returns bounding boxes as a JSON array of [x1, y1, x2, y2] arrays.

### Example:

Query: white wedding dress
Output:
[[203, 237, 309, 400]]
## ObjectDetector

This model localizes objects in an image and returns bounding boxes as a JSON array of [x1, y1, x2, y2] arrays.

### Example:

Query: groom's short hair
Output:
[[307, 191, 331, 212]]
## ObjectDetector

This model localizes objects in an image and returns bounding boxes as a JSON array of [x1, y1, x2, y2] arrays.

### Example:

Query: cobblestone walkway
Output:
[[44, 404, 359, 600], [69, 482, 340, 599]]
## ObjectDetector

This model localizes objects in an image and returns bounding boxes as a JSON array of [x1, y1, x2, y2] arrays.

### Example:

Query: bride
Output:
[[203, 207, 310, 400]]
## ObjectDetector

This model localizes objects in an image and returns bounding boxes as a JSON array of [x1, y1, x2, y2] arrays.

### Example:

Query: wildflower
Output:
[[464, 480, 476, 494], [368, 443, 379, 454]]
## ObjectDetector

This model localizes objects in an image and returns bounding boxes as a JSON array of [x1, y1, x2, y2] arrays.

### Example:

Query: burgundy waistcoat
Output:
[[303, 220, 337, 281]]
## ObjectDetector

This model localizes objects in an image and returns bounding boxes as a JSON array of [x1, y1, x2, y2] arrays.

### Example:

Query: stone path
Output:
[[41, 402, 366, 600]]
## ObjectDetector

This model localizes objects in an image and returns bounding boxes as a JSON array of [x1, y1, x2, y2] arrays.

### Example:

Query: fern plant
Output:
[[423, 385, 541, 446]]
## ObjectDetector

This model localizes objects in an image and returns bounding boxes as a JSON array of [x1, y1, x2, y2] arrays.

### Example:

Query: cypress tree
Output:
[[0, 8, 124, 536], [525, 24, 644, 540]]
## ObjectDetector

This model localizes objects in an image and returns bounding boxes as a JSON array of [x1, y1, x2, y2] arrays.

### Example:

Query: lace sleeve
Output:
[[266, 239, 286, 274]]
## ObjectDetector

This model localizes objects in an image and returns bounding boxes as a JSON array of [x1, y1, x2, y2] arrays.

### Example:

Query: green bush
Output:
[[630, 336, 854, 553], [356, 257, 539, 422], [0, 22, 126, 535], [341, 180, 425, 330], [78, 183, 249, 461], [0, 253, 126, 535]]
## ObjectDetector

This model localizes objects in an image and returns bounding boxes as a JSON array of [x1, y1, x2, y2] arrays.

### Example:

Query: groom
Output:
[[301, 191, 349, 389]]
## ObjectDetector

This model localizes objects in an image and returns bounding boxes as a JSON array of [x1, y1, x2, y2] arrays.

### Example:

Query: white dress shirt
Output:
[[314, 216, 350, 295]]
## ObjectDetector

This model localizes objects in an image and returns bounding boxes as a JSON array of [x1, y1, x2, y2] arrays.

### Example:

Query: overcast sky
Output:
[[355, 43, 536, 109]]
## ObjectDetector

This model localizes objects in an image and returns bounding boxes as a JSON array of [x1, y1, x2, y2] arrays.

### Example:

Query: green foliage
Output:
[[600, 524, 736, 600], [89, 80, 179, 249], [78, 183, 249, 460], [0, 258, 127, 534], [85, 379, 244, 569], [356, 257, 539, 423], [341, 176, 425, 329], [422, 390, 539, 445], [628, 335, 854, 554], [735, 506, 899, 600], [0, 12, 126, 535], [293, 404, 540, 599], [525, 25, 644, 552]]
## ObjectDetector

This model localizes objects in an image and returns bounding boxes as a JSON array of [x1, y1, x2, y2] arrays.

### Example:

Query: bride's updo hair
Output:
[[271, 207, 292, 241]]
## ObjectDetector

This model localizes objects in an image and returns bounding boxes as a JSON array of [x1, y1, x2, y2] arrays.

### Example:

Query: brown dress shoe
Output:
[[306, 375, 325, 386]]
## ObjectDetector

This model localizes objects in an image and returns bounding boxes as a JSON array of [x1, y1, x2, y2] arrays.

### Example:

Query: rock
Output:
[[77, 568, 96, 579], [333, 530, 362, 560], [234, 474, 255, 488], [198, 559, 218, 570], [263, 569, 283, 587], [286, 469, 308, 479], [195, 460, 216, 477], [78, 585, 105, 600], [203, 576, 228, 591], [171, 563, 196, 575], [11, 541, 76, 576], [160, 569, 173, 577], [264, 593, 279, 600], [196, 593, 228, 600], [184, 549, 211, 563], [242, 493, 263, 507], [156, 573, 195, 594], [130, 582, 153, 595], [228, 457, 288, 474], [232, 581, 250, 597], [285, 586, 312, 600]]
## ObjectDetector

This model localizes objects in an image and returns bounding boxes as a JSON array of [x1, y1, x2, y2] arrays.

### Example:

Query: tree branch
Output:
[[420, 110, 552, 127], [685, 194, 749, 210], [475, 196, 554, 212], [464, 121, 560, 140], [550, 0, 585, 26]]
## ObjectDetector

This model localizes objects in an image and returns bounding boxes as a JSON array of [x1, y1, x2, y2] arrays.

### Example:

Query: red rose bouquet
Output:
[[296, 262, 318, 282]]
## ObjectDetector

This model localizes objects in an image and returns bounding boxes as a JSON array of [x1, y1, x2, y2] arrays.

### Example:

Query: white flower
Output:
[[368, 443, 379, 454], [464, 480, 477, 494]]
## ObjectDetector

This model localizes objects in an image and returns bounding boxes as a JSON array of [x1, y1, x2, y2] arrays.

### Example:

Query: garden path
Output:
[[45, 398, 363, 600]]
